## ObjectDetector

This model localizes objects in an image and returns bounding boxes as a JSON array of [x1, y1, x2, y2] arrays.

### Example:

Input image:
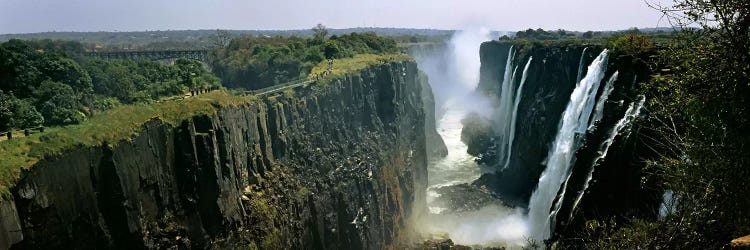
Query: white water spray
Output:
[[494, 47, 517, 166], [415, 28, 528, 247], [568, 95, 645, 219], [576, 48, 589, 83], [588, 72, 619, 131], [503, 57, 533, 169], [527, 49, 610, 242]]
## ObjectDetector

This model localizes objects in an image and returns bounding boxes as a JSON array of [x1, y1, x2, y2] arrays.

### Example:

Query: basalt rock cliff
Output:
[[469, 41, 661, 238], [0, 60, 439, 249]]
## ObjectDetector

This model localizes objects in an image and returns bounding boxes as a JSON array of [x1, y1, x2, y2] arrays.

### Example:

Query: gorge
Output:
[[408, 29, 660, 248], [1, 22, 743, 249], [0, 58, 439, 249], [0, 32, 660, 249]]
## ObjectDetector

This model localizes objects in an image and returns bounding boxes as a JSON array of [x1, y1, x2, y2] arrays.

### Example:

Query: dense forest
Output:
[[211, 28, 399, 89], [0, 28, 402, 130], [0, 28, 450, 51], [0, 39, 218, 131]]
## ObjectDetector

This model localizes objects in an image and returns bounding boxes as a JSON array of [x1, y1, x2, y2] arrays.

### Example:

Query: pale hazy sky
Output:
[[0, 0, 672, 34]]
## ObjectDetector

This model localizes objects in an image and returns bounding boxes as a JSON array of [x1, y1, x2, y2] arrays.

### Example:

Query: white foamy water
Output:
[[422, 105, 528, 248], [416, 28, 527, 248], [527, 49, 610, 242], [427, 107, 483, 190]]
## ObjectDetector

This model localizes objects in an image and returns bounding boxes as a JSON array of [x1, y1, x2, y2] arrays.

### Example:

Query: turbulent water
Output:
[[589, 72, 619, 131], [426, 107, 484, 213], [527, 49, 610, 242], [494, 47, 517, 168], [421, 98, 528, 247], [414, 28, 528, 248], [414, 31, 641, 248], [504, 57, 533, 169], [569, 95, 645, 219]]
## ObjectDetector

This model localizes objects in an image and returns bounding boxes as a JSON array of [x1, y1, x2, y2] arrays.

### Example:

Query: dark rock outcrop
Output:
[[1, 61, 434, 249], [460, 113, 495, 164], [419, 71, 448, 160]]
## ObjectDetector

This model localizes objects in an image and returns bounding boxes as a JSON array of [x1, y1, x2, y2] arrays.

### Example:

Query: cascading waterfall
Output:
[[576, 47, 589, 83], [568, 95, 646, 220], [547, 50, 609, 235], [494, 46, 517, 167], [494, 47, 534, 170], [527, 49, 610, 242], [503, 57, 533, 169], [588, 72, 619, 131]]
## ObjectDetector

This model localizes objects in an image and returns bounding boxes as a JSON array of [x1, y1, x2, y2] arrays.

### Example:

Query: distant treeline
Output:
[[0, 39, 218, 131], [0, 28, 453, 52], [501, 27, 678, 45], [211, 30, 399, 89]]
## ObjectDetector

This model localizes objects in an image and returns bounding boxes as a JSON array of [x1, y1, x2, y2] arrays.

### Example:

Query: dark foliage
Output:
[[210, 30, 398, 89], [0, 39, 220, 129]]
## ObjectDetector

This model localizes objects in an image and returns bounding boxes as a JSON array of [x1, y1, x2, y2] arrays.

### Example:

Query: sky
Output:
[[0, 0, 672, 34]]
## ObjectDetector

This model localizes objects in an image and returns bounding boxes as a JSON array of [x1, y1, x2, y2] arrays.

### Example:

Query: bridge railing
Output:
[[1, 126, 45, 141], [84, 50, 209, 61], [240, 78, 316, 96]]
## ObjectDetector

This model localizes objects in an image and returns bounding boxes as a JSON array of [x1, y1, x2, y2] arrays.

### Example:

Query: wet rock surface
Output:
[[1, 61, 437, 249]]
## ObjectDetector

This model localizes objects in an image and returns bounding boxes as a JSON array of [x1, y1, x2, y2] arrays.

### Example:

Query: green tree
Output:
[[607, 34, 655, 56], [312, 23, 329, 40], [323, 40, 342, 59], [35, 81, 84, 125], [0, 91, 18, 131], [176, 58, 206, 91], [38, 54, 92, 94], [10, 99, 44, 129], [582, 31, 594, 39]]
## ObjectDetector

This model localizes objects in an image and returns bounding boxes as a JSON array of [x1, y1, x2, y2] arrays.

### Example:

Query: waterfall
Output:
[[588, 72, 618, 131], [494, 46, 516, 166], [547, 50, 608, 235], [575, 63, 606, 134], [568, 95, 645, 221], [503, 57, 533, 169], [527, 49, 610, 242], [575, 47, 589, 83]]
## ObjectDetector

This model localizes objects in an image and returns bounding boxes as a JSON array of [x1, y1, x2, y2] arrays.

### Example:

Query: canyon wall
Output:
[[470, 41, 660, 237], [0, 60, 436, 249]]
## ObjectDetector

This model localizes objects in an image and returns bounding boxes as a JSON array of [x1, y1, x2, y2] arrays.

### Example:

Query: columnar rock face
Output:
[[0, 61, 433, 249]]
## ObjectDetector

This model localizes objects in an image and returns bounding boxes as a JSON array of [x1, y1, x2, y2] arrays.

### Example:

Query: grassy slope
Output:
[[308, 53, 413, 81], [0, 53, 413, 199]]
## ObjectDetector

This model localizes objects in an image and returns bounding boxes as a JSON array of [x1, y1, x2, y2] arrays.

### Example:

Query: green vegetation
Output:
[[0, 33, 407, 199], [309, 53, 412, 81], [606, 33, 656, 56], [0, 91, 256, 198], [562, 0, 750, 248], [501, 27, 676, 47], [211, 25, 399, 89], [0, 28, 453, 52], [0, 39, 220, 130], [514, 28, 579, 40]]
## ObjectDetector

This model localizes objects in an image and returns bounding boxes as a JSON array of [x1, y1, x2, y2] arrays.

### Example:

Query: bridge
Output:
[[85, 50, 209, 62], [242, 78, 316, 96]]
